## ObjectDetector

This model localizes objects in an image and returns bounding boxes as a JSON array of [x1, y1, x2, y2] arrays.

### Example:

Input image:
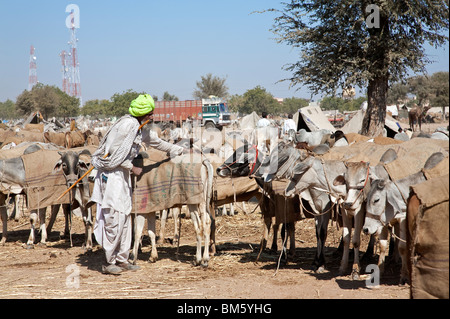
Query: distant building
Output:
[[274, 97, 284, 104]]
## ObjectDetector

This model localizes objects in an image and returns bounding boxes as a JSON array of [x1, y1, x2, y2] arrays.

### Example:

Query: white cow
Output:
[[131, 156, 214, 267]]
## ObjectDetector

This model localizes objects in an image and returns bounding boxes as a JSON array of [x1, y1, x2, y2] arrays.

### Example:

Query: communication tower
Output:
[[28, 45, 38, 90], [60, 50, 70, 95], [66, 10, 82, 106]]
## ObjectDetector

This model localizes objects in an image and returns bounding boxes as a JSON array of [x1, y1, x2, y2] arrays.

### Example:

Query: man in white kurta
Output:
[[283, 114, 297, 139], [256, 112, 271, 128], [90, 94, 185, 275]]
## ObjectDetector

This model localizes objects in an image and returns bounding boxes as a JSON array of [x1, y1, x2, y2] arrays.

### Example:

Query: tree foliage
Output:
[[227, 86, 307, 116], [321, 96, 366, 113], [266, 0, 449, 136], [109, 89, 146, 117], [0, 99, 17, 120], [193, 73, 229, 99], [162, 91, 179, 101], [81, 99, 112, 117], [15, 83, 79, 120]]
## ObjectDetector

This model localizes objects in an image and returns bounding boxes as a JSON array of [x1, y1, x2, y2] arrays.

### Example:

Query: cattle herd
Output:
[[0, 115, 449, 299]]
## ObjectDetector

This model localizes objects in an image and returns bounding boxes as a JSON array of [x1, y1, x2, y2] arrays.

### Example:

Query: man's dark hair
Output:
[[262, 112, 268, 118], [288, 113, 293, 119]]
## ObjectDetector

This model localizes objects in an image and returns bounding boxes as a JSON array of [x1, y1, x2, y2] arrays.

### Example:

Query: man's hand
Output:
[[131, 165, 143, 176]]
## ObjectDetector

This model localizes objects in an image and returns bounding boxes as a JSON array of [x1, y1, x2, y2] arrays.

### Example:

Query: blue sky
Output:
[[0, 1, 448, 105]]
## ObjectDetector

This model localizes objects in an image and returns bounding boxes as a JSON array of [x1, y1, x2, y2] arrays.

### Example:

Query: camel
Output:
[[408, 105, 431, 132]]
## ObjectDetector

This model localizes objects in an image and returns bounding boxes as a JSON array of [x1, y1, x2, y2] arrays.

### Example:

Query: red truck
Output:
[[153, 97, 231, 129]]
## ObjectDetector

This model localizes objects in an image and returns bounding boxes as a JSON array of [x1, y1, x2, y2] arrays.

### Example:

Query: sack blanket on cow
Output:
[[323, 138, 448, 170], [204, 153, 260, 206], [407, 174, 449, 299], [132, 149, 205, 213], [21, 145, 97, 210]]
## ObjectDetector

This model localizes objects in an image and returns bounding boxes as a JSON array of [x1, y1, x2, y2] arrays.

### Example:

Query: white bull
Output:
[[131, 155, 214, 267]]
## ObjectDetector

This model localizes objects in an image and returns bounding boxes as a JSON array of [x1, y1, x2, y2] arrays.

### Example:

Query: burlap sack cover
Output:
[[408, 174, 449, 299], [133, 150, 205, 213], [423, 156, 449, 180], [21, 145, 97, 210], [203, 153, 260, 206], [383, 142, 449, 180], [323, 138, 448, 169]]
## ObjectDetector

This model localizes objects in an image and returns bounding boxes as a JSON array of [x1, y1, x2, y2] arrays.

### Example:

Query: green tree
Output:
[[241, 86, 280, 115], [281, 97, 309, 115], [0, 99, 18, 119], [15, 84, 79, 120], [16, 84, 58, 119], [266, 0, 448, 137], [227, 94, 245, 113], [320, 96, 343, 112], [408, 71, 449, 115], [16, 89, 36, 116], [110, 89, 146, 117], [430, 72, 449, 115], [193, 74, 229, 99], [162, 91, 179, 101], [81, 99, 111, 117], [54, 87, 80, 118], [387, 82, 409, 107]]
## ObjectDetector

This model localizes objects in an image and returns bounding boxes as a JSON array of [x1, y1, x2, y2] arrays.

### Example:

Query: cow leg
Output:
[[229, 203, 235, 216], [339, 211, 352, 276], [46, 204, 61, 235], [396, 220, 409, 285], [27, 210, 38, 247], [377, 227, 389, 275], [172, 206, 180, 246], [63, 204, 71, 238], [271, 221, 280, 253], [189, 205, 202, 266], [147, 213, 158, 263], [282, 222, 296, 258], [27, 208, 47, 247], [288, 222, 296, 257], [242, 201, 248, 214], [189, 204, 210, 267], [130, 214, 146, 264], [200, 202, 211, 267], [209, 204, 216, 256], [0, 199, 7, 245], [38, 208, 48, 246], [256, 214, 272, 261], [350, 210, 364, 280], [158, 209, 168, 244], [80, 205, 93, 251], [313, 212, 330, 273]]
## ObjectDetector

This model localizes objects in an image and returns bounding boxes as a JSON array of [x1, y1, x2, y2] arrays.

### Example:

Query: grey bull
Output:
[[282, 154, 348, 273], [363, 152, 446, 285], [1, 145, 93, 248], [52, 150, 94, 250]]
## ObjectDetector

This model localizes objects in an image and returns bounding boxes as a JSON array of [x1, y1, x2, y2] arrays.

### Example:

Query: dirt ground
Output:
[[0, 205, 410, 300], [2, 120, 448, 301]]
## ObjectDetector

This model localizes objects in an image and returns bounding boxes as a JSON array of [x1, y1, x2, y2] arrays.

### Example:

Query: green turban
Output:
[[129, 94, 155, 117]]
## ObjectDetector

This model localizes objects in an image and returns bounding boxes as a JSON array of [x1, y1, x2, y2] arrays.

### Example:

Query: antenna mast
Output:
[[60, 50, 70, 95], [67, 9, 82, 106], [28, 45, 38, 90]]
